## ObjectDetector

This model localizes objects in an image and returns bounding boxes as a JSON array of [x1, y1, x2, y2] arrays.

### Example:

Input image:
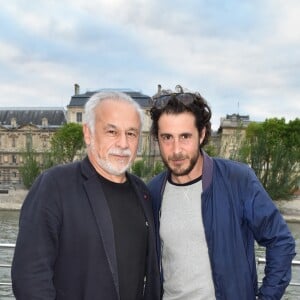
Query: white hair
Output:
[[84, 91, 143, 134]]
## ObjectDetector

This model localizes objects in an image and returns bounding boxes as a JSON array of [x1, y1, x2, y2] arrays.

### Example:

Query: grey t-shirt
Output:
[[160, 177, 215, 300]]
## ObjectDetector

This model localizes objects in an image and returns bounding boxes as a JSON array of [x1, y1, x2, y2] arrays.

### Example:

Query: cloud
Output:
[[0, 0, 299, 130]]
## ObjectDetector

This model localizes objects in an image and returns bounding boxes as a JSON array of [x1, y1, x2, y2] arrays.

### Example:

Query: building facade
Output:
[[217, 114, 251, 158], [0, 108, 66, 188], [0, 84, 251, 188]]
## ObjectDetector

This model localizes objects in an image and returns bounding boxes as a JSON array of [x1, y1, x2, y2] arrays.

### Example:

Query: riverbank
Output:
[[277, 196, 300, 223], [0, 189, 27, 210], [0, 189, 300, 222]]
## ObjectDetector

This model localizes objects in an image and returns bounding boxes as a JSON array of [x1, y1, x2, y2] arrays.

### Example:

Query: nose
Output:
[[172, 138, 182, 154], [116, 133, 129, 149]]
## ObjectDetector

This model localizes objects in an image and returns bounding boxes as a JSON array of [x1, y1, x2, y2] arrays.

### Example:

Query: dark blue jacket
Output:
[[148, 151, 295, 299], [12, 157, 160, 300]]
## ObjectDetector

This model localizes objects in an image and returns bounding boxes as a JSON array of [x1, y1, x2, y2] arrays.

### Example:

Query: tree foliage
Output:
[[19, 147, 41, 189], [131, 152, 165, 183], [19, 123, 85, 188], [237, 118, 300, 200], [204, 143, 218, 157], [50, 122, 84, 164]]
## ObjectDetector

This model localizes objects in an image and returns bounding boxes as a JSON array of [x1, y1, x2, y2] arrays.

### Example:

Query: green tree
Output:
[[19, 147, 41, 189], [131, 152, 165, 182], [204, 143, 218, 157], [153, 160, 165, 176], [237, 118, 300, 199], [50, 123, 84, 164]]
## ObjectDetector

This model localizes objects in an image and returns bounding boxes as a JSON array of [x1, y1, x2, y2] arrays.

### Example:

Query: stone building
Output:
[[0, 85, 156, 188], [217, 114, 251, 158], [0, 108, 66, 188], [0, 84, 253, 188]]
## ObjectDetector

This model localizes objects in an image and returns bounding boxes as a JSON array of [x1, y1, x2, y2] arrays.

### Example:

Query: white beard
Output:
[[90, 140, 132, 176]]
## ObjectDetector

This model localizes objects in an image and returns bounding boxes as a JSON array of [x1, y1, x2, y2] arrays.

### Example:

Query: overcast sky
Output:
[[1, 0, 299, 130]]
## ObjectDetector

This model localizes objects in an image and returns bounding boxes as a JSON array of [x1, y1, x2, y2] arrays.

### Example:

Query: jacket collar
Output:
[[202, 150, 213, 192], [80, 156, 120, 299]]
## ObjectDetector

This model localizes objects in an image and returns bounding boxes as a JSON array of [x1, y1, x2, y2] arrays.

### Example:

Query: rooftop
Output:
[[0, 108, 67, 128], [68, 87, 151, 109]]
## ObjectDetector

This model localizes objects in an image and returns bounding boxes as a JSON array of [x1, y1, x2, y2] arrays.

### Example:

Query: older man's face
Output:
[[84, 100, 141, 183]]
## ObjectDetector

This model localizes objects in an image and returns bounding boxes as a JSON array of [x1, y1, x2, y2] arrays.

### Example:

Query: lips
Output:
[[113, 155, 130, 162], [170, 155, 186, 162], [170, 158, 186, 166], [109, 149, 131, 157], [114, 154, 130, 158]]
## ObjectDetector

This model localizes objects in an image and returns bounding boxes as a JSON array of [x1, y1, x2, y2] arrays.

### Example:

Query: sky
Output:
[[0, 0, 299, 130]]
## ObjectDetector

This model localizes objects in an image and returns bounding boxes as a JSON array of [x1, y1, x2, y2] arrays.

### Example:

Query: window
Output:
[[137, 134, 144, 154], [42, 117, 48, 127], [42, 137, 47, 148], [26, 134, 33, 150], [76, 112, 82, 123], [12, 155, 17, 164], [11, 118, 17, 128]]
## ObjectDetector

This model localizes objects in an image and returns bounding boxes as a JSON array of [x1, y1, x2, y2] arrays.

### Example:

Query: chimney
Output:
[[74, 83, 80, 95], [157, 84, 162, 95]]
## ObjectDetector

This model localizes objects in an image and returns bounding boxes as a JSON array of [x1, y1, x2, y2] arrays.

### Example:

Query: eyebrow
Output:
[[159, 132, 192, 136], [105, 124, 139, 132], [105, 124, 117, 130]]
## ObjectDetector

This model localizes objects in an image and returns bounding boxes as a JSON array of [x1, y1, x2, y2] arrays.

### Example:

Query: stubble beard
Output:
[[161, 151, 200, 177]]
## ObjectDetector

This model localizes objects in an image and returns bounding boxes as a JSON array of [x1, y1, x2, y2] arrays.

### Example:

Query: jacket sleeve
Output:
[[244, 168, 296, 299], [11, 171, 62, 299]]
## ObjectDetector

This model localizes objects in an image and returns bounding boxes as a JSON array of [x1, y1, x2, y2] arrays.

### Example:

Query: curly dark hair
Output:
[[150, 89, 212, 147]]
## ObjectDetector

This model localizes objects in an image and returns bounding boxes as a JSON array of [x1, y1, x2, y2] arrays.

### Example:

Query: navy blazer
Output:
[[12, 157, 160, 300]]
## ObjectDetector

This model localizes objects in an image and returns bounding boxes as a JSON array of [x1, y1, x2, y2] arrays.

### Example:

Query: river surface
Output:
[[1, 210, 300, 299]]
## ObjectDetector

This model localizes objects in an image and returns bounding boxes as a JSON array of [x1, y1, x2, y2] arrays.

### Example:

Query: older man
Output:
[[12, 91, 160, 300]]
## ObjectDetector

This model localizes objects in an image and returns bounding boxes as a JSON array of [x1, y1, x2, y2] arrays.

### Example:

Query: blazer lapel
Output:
[[128, 175, 155, 234], [83, 176, 120, 299]]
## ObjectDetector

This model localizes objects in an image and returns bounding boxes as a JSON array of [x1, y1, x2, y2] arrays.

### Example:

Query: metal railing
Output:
[[1, 243, 300, 289], [0, 243, 15, 287], [257, 257, 300, 287]]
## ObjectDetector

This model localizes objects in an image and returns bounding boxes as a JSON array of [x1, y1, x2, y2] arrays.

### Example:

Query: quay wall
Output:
[[0, 189, 27, 210], [0, 189, 300, 222]]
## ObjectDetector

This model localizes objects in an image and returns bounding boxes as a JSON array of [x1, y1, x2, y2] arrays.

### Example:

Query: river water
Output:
[[1, 210, 300, 299]]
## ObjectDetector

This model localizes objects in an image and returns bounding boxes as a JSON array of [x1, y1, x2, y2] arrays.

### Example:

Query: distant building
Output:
[[0, 108, 66, 187], [217, 114, 251, 158], [0, 84, 254, 188]]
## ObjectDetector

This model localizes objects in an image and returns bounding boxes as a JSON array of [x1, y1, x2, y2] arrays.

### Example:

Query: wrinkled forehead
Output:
[[97, 100, 141, 129]]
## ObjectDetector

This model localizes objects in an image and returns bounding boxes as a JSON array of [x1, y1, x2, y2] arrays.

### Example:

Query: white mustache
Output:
[[108, 148, 132, 156]]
